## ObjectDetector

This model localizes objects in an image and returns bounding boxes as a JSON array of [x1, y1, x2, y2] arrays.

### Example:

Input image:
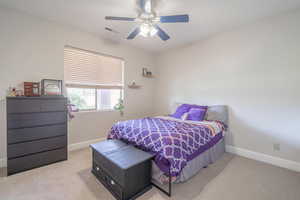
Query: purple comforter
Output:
[[108, 117, 225, 176]]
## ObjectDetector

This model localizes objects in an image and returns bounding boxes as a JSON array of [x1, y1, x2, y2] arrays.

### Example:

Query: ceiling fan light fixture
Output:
[[150, 26, 158, 36], [140, 23, 157, 37], [139, 13, 155, 20]]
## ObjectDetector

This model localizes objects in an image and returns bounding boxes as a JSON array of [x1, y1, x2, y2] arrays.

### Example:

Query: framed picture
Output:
[[24, 82, 40, 97], [41, 79, 63, 96]]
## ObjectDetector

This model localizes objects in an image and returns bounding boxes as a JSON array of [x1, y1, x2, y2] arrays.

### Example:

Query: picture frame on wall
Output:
[[41, 79, 63, 96]]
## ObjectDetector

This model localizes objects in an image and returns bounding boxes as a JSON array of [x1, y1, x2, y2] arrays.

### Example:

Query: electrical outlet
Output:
[[273, 143, 281, 151]]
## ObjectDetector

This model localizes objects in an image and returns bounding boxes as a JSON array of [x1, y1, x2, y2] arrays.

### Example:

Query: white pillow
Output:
[[181, 112, 188, 120]]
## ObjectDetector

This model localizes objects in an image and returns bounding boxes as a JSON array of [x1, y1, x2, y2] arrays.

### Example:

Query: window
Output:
[[67, 88, 96, 110], [64, 46, 124, 111]]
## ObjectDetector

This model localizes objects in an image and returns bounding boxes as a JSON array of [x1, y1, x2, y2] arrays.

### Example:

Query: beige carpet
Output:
[[0, 148, 299, 200]]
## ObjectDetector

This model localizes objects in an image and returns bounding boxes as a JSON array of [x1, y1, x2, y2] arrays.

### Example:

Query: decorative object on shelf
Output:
[[114, 98, 125, 116], [7, 87, 17, 97], [24, 82, 40, 97], [41, 79, 63, 96], [142, 67, 153, 77], [15, 90, 23, 97], [7, 86, 24, 97], [128, 81, 141, 89]]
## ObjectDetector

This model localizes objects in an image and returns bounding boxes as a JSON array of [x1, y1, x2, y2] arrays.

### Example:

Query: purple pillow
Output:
[[170, 104, 191, 119], [186, 108, 207, 121], [188, 104, 208, 111]]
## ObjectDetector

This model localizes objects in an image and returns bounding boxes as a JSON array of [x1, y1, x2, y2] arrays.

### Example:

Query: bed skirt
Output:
[[152, 138, 225, 183]]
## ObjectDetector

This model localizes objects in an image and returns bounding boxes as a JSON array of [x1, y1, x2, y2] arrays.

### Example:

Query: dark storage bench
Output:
[[90, 140, 154, 200]]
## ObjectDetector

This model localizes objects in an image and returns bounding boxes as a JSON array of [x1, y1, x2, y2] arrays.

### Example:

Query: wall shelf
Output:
[[128, 83, 141, 89], [142, 74, 154, 78], [142, 67, 153, 78]]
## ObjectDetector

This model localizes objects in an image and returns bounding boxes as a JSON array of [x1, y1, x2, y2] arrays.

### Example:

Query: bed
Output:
[[108, 105, 228, 196]]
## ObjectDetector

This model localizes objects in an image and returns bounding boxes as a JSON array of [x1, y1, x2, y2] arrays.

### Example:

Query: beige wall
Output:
[[0, 7, 157, 162], [154, 10, 300, 163], [1, 6, 300, 167]]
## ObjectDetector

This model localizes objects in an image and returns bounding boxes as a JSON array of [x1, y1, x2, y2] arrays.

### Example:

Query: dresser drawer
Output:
[[7, 112, 67, 129], [7, 99, 41, 114], [8, 147, 67, 175], [8, 124, 67, 144], [8, 135, 67, 159], [40, 99, 67, 112], [7, 98, 67, 114]]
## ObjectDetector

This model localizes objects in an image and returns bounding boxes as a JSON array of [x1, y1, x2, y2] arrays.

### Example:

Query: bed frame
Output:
[[152, 166, 172, 197]]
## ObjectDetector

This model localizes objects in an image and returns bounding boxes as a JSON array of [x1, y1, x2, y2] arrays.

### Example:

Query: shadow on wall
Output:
[[78, 154, 234, 200]]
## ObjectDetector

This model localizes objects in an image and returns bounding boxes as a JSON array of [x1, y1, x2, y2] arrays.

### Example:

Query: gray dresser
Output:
[[7, 96, 68, 175]]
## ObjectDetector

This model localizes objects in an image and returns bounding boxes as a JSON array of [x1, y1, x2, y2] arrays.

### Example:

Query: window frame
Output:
[[66, 86, 124, 112], [64, 46, 125, 112]]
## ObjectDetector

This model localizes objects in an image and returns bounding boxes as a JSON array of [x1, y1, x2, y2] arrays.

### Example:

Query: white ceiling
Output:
[[1, 0, 300, 52]]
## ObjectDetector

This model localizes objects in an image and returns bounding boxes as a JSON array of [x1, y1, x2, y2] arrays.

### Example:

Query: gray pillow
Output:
[[205, 105, 228, 125]]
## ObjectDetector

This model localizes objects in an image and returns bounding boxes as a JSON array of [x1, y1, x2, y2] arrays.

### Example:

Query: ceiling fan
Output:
[[105, 0, 189, 41]]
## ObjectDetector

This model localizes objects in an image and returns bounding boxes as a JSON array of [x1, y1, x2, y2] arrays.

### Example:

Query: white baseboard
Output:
[[68, 137, 106, 152], [2, 142, 299, 173], [226, 145, 300, 173], [0, 157, 7, 168]]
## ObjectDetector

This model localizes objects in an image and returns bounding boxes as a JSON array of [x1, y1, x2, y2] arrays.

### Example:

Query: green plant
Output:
[[114, 99, 124, 116]]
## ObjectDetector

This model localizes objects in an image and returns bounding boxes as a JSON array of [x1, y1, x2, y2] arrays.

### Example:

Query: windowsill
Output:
[[74, 109, 118, 114]]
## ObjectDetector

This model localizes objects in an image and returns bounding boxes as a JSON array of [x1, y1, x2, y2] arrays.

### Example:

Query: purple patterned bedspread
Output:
[[108, 117, 225, 176]]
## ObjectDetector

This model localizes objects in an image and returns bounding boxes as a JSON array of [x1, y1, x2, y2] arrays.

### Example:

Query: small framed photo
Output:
[[41, 79, 63, 96], [24, 82, 40, 97]]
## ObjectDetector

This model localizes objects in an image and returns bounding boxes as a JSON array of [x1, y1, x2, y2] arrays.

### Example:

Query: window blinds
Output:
[[64, 46, 124, 89]]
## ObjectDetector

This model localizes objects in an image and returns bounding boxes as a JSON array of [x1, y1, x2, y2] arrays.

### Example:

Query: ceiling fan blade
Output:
[[105, 16, 136, 21], [160, 15, 189, 23], [105, 27, 120, 34], [127, 27, 141, 40], [154, 25, 170, 41]]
